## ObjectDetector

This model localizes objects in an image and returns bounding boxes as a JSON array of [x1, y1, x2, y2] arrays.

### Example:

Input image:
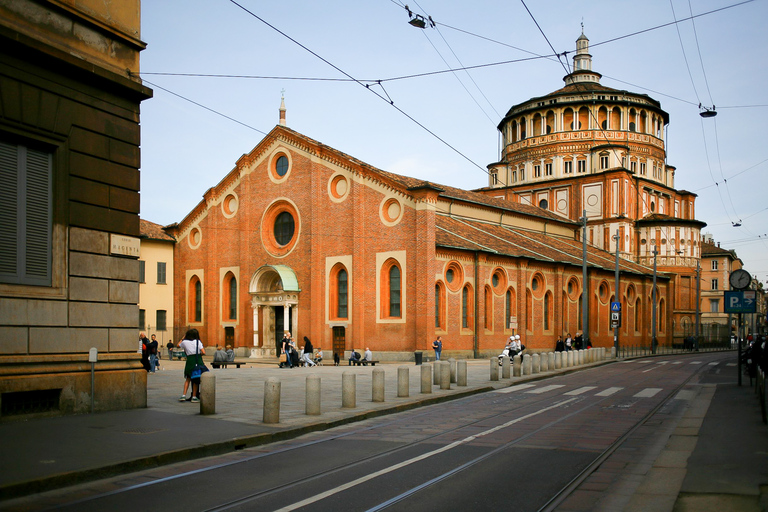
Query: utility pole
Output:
[[613, 229, 620, 353], [652, 247, 658, 354], [581, 210, 589, 347]]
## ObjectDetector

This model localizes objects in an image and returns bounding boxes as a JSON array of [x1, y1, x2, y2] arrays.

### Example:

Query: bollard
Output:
[[611, 346, 616, 359], [601, 347, 606, 361], [263, 377, 281, 424], [490, 358, 499, 381], [372, 368, 385, 402], [532, 353, 540, 374], [421, 364, 432, 393], [567, 350, 573, 368], [200, 372, 215, 415], [440, 361, 451, 390], [548, 352, 555, 371], [540, 352, 548, 372], [342, 372, 356, 408], [449, 358, 457, 384], [457, 360, 467, 386], [523, 354, 532, 375], [306, 375, 321, 415], [501, 356, 511, 379], [434, 361, 440, 385], [513, 354, 522, 377], [397, 366, 409, 398], [555, 351, 562, 369]]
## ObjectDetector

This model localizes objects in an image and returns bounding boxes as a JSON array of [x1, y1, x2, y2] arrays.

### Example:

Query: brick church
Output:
[[168, 33, 703, 360]]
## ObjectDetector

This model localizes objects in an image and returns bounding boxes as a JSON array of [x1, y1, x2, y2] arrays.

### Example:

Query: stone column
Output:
[[252, 304, 260, 346]]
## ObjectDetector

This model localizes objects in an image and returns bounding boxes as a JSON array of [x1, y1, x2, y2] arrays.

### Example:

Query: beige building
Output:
[[139, 220, 175, 349], [0, 0, 151, 418], [700, 237, 741, 340]]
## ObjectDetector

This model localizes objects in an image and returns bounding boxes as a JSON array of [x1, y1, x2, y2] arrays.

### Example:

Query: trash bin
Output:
[[414, 351, 423, 365]]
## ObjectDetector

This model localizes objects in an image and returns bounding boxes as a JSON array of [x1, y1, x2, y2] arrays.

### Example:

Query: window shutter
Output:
[[0, 141, 19, 277], [24, 148, 52, 284]]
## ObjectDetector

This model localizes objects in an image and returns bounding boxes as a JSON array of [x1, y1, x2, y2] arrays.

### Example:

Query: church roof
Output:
[[435, 215, 657, 277]]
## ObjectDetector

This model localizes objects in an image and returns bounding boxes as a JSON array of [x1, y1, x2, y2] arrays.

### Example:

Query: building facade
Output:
[[481, 32, 705, 341], [170, 113, 672, 360], [0, 0, 151, 418], [139, 220, 175, 348]]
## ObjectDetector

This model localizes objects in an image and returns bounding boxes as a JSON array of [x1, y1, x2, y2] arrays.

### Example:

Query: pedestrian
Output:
[[166, 339, 174, 360], [147, 334, 159, 373], [178, 329, 205, 402], [555, 335, 565, 352], [139, 332, 150, 372], [432, 336, 443, 361], [574, 332, 583, 351], [302, 336, 316, 367], [564, 334, 572, 352], [281, 332, 293, 368], [289, 336, 300, 368]]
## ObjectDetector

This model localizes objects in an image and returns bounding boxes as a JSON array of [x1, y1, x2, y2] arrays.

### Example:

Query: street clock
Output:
[[729, 269, 751, 290]]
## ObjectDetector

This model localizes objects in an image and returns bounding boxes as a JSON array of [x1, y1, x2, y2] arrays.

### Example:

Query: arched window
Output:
[[435, 282, 446, 330], [188, 275, 202, 323], [544, 291, 552, 331], [659, 298, 666, 332], [520, 117, 527, 140], [532, 113, 542, 137], [505, 289, 514, 329], [381, 259, 402, 319], [223, 272, 237, 321], [329, 263, 349, 320], [485, 285, 493, 330], [564, 108, 574, 131], [337, 268, 348, 319], [462, 284, 474, 330], [598, 106, 608, 130], [578, 107, 589, 130], [546, 110, 555, 134], [611, 107, 621, 130], [389, 266, 401, 317]]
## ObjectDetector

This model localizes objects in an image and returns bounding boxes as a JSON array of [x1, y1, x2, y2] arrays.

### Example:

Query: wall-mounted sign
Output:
[[110, 234, 140, 258]]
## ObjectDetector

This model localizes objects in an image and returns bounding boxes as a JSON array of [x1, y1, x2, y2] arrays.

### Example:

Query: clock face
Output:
[[730, 269, 751, 290]]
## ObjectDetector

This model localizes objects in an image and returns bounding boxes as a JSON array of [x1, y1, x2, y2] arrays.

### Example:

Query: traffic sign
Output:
[[610, 301, 621, 312], [610, 311, 621, 328], [724, 291, 757, 314]]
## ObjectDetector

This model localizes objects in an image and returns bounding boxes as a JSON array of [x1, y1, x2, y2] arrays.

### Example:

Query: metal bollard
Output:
[[523, 354, 532, 375], [501, 356, 511, 379], [306, 374, 321, 415], [490, 358, 499, 381], [397, 366, 409, 398], [263, 377, 281, 424], [532, 353, 540, 374], [449, 358, 457, 384], [342, 372, 356, 408], [372, 368, 385, 402], [421, 364, 432, 393], [440, 361, 451, 390], [513, 354, 522, 377], [457, 360, 467, 386], [200, 372, 215, 415]]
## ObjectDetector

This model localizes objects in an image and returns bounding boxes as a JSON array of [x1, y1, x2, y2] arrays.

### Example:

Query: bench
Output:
[[171, 349, 186, 360], [211, 360, 246, 369], [352, 360, 379, 366]]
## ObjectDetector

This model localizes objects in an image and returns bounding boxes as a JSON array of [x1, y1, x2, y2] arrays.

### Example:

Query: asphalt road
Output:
[[12, 351, 732, 512]]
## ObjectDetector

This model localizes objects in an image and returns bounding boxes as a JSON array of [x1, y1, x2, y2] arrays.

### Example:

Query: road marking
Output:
[[494, 384, 536, 394], [565, 386, 597, 396], [634, 388, 662, 398], [642, 365, 663, 373], [274, 398, 578, 512], [690, 361, 703, 365], [595, 387, 623, 397], [708, 362, 718, 366], [638, 360, 654, 364], [673, 390, 696, 401], [526, 384, 565, 394]]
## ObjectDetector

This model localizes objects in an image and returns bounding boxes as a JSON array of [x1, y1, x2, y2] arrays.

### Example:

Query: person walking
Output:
[[302, 336, 316, 367], [178, 329, 205, 402], [432, 336, 443, 361], [555, 335, 565, 352], [564, 334, 572, 352], [147, 334, 159, 373], [281, 332, 293, 368]]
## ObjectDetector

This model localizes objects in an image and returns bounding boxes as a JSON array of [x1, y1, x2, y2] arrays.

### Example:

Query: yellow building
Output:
[[139, 220, 175, 350]]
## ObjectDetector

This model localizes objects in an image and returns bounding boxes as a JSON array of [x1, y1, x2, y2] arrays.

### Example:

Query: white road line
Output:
[[274, 398, 578, 512], [642, 365, 662, 373], [708, 362, 718, 366], [565, 386, 597, 396], [673, 390, 696, 401], [638, 360, 654, 364], [595, 387, 623, 397], [690, 361, 703, 365], [634, 388, 662, 398], [494, 384, 536, 394], [526, 384, 565, 394]]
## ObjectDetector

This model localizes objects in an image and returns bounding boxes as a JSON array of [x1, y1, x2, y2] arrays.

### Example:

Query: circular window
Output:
[[566, 277, 579, 301], [445, 261, 464, 292], [599, 282, 609, 303], [627, 285, 636, 303], [532, 278, 539, 291], [492, 274, 499, 287], [539, 199, 548, 209], [274, 211, 295, 246], [491, 268, 507, 294], [275, 156, 289, 177], [261, 199, 300, 257], [381, 197, 403, 225], [650, 201, 656, 212], [641, 238, 647, 245], [188, 227, 202, 249], [222, 193, 238, 218], [329, 174, 349, 201]]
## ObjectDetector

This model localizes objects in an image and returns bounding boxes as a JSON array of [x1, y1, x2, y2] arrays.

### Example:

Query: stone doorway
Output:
[[248, 265, 301, 357]]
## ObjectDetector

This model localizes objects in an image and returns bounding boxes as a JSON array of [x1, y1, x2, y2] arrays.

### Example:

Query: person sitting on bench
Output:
[[213, 346, 228, 368], [362, 347, 373, 365], [348, 350, 361, 366]]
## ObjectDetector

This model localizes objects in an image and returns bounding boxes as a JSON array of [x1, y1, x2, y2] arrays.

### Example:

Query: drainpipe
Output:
[[474, 251, 480, 359]]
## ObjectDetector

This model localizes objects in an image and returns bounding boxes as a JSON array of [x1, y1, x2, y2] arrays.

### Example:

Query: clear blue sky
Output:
[[139, 0, 768, 283]]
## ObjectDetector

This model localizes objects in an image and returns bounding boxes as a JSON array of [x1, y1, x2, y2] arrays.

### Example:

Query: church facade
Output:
[[169, 88, 675, 360]]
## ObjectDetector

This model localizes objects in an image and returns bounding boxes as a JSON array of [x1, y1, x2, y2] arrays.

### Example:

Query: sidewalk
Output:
[[0, 352, 765, 509]]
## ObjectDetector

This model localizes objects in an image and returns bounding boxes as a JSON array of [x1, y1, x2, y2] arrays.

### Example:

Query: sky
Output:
[[139, 0, 768, 283]]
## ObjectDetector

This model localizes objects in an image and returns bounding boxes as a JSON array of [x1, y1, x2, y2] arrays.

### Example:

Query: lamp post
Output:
[[651, 247, 658, 354]]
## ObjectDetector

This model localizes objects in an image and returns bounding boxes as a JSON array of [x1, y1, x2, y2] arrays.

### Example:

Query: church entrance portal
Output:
[[249, 265, 301, 355]]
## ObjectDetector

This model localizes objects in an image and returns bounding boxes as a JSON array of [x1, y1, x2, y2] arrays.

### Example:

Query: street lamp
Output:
[[651, 247, 658, 354]]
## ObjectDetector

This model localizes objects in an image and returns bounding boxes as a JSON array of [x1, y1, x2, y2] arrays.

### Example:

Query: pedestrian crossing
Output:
[[494, 384, 670, 399]]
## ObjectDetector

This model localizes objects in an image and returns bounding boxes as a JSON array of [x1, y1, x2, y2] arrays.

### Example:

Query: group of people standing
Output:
[[554, 332, 590, 352], [281, 332, 322, 368]]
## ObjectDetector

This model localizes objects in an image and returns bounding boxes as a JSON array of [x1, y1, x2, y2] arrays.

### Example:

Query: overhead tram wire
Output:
[[227, 0, 490, 176]]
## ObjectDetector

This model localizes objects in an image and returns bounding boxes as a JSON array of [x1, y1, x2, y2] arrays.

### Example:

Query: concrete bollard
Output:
[[579, 349, 584, 365], [567, 350, 573, 368], [611, 346, 616, 359], [372, 368, 385, 402], [601, 347, 606, 360], [440, 361, 451, 390], [421, 364, 432, 393], [490, 358, 499, 381], [449, 358, 457, 384], [200, 372, 215, 415], [434, 361, 440, 385], [540, 352, 548, 372], [532, 353, 540, 374], [457, 360, 467, 386], [342, 372, 356, 408], [501, 356, 511, 379], [548, 352, 555, 371], [513, 354, 522, 377], [306, 374, 321, 415], [263, 377, 281, 424], [523, 354, 532, 375], [397, 366, 409, 398]]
